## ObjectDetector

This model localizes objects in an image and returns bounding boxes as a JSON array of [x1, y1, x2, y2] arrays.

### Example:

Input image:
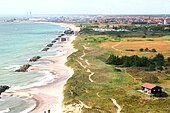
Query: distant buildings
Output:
[[164, 19, 167, 25], [90, 15, 170, 25], [93, 28, 129, 32], [1, 15, 170, 25]]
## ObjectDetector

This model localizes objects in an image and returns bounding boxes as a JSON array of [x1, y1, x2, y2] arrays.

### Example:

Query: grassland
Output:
[[101, 37, 170, 57], [63, 28, 170, 113]]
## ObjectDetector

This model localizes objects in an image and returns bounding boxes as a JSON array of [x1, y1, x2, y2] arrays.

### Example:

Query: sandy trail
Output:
[[111, 98, 122, 113], [77, 45, 95, 83], [87, 69, 94, 83]]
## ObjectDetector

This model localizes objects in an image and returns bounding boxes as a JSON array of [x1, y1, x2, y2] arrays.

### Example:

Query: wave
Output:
[[12, 70, 55, 90], [0, 108, 10, 113], [0, 98, 5, 101], [20, 103, 36, 113], [4, 65, 21, 71]]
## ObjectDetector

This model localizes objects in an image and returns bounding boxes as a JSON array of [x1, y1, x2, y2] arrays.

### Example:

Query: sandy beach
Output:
[[2, 23, 80, 113]]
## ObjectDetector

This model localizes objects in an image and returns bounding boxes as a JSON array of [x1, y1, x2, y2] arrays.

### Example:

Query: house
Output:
[[141, 83, 162, 95]]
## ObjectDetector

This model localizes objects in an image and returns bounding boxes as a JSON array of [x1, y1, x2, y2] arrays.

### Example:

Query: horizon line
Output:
[[0, 13, 170, 16]]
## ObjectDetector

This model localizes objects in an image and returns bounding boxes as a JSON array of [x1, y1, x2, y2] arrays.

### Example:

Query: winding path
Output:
[[75, 45, 124, 113], [79, 100, 92, 109], [80, 50, 85, 60], [87, 69, 94, 83], [110, 98, 122, 113], [76, 45, 95, 83], [76, 60, 86, 69], [111, 42, 122, 52]]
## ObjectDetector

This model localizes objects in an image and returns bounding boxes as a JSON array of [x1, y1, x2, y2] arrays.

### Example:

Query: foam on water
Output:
[[20, 103, 36, 113], [14, 70, 55, 90], [4, 65, 21, 71], [0, 108, 10, 113]]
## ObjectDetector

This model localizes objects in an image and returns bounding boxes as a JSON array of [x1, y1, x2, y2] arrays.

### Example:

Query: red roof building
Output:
[[141, 83, 162, 95]]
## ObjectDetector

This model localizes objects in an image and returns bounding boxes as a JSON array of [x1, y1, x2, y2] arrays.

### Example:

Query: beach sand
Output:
[[2, 23, 80, 113]]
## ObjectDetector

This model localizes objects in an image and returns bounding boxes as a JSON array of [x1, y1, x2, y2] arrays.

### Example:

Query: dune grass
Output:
[[63, 32, 170, 113]]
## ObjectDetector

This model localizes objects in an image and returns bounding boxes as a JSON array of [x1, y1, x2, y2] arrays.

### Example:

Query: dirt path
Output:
[[76, 60, 86, 69], [124, 68, 136, 82], [111, 98, 122, 113], [111, 42, 122, 52], [79, 100, 92, 109], [77, 45, 95, 83], [96, 92, 101, 98], [85, 60, 90, 66], [80, 50, 85, 60], [87, 69, 94, 83]]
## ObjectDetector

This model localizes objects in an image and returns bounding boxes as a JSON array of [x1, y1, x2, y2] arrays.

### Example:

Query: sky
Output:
[[0, 0, 169, 15]]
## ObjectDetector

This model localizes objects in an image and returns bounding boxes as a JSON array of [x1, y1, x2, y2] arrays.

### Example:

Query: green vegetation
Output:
[[106, 53, 168, 71], [142, 75, 159, 83], [63, 26, 170, 113], [139, 48, 157, 52], [82, 24, 170, 38]]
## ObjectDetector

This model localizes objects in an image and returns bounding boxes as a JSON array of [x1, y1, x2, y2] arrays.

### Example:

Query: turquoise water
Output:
[[0, 22, 65, 112]]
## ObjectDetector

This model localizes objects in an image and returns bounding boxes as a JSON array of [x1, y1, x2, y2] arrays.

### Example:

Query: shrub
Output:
[[139, 48, 144, 52], [142, 35, 146, 38], [157, 66, 163, 71], [153, 53, 164, 66], [126, 49, 135, 51], [168, 57, 170, 65], [145, 64, 156, 71], [145, 48, 149, 52], [151, 48, 157, 52]]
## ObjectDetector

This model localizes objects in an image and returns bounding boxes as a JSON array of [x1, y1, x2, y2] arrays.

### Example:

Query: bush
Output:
[[126, 49, 135, 51], [145, 64, 156, 71], [139, 48, 144, 52], [145, 48, 149, 52], [142, 35, 146, 38], [168, 57, 170, 65], [142, 75, 159, 83], [151, 48, 157, 52], [153, 53, 164, 66], [157, 66, 163, 71]]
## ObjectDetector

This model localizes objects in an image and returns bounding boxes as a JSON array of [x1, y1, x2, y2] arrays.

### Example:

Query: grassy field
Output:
[[101, 36, 170, 57], [63, 28, 170, 113]]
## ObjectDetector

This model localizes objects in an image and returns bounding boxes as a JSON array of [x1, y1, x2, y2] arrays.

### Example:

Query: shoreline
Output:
[[2, 22, 80, 113]]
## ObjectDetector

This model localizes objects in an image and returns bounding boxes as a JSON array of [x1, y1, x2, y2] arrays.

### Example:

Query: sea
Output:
[[0, 22, 65, 113]]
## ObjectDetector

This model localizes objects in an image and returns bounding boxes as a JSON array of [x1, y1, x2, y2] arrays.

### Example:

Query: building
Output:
[[141, 83, 162, 95], [164, 19, 167, 25], [58, 36, 70, 42]]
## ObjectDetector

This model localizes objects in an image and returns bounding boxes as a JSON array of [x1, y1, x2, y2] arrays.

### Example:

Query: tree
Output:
[[151, 48, 157, 52], [168, 57, 170, 65], [139, 48, 144, 52], [145, 48, 149, 52], [153, 53, 164, 66], [157, 66, 163, 71], [106, 55, 116, 64], [146, 63, 156, 71], [142, 75, 159, 83]]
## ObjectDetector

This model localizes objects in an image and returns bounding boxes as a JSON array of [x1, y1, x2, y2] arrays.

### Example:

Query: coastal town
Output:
[[1, 14, 170, 25]]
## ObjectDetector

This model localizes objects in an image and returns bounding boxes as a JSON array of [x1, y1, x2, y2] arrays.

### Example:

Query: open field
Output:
[[101, 37, 170, 57], [63, 28, 170, 113]]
